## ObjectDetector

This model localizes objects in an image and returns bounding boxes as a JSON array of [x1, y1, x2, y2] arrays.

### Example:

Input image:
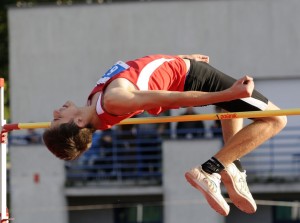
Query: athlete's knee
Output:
[[253, 115, 286, 138], [264, 101, 287, 132], [271, 115, 287, 131]]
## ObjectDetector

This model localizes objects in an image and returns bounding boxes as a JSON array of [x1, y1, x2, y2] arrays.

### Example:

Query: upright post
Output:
[[0, 78, 8, 222]]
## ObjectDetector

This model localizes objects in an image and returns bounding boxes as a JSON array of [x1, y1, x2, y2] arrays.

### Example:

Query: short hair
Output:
[[42, 121, 95, 161]]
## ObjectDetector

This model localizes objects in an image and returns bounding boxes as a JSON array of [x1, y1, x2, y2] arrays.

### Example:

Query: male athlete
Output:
[[43, 54, 287, 216]]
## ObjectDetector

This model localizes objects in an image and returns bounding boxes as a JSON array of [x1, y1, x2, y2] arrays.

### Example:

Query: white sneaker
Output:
[[185, 166, 230, 216], [221, 163, 257, 214]]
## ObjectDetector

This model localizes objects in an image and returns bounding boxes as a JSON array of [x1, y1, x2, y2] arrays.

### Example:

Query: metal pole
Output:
[[0, 78, 8, 222]]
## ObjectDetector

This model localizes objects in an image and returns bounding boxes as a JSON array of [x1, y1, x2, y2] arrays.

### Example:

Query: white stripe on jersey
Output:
[[136, 58, 174, 90], [96, 93, 104, 115], [241, 97, 268, 111]]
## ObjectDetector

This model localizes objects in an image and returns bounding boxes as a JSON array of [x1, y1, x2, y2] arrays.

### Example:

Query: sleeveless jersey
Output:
[[88, 54, 188, 130]]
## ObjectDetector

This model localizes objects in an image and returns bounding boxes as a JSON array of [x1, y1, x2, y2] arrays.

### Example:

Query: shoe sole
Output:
[[221, 170, 256, 214], [185, 172, 229, 216]]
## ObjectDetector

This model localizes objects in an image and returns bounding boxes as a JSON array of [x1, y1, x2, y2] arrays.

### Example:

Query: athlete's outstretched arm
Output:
[[103, 76, 254, 115]]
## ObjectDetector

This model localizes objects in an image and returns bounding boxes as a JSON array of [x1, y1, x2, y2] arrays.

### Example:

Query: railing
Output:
[[241, 126, 300, 183], [65, 129, 164, 186], [8, 126, 300, 186]]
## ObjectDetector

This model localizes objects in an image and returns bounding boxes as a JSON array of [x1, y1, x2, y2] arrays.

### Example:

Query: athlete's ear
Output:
[[74, 117, 86, 128]]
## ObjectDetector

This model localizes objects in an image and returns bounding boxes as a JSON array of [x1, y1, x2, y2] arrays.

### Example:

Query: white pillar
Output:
[[0, 78, 8, 222]]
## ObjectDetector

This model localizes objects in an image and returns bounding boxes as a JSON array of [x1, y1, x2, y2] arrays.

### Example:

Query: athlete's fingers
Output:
[[242, 76, 254, 86], [193, 54, 209, 63], [237, 75, 253, 85], [230, 76, 254, 98]]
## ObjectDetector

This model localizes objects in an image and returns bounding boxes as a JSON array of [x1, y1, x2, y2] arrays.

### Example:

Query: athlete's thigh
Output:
[[185, 60, 269, 112]]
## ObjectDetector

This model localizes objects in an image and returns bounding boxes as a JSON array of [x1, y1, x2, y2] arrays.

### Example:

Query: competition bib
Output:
[[97, 61, 130, 85]]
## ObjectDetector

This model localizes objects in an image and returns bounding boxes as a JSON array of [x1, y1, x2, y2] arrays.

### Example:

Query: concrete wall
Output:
[[9, 139, 291, 223], [163, 138, 276, 223], [10, 145, 67, 223], [163, 139, 225, 223], [8, 0, 300, 124], [7, 1, 300, 223]]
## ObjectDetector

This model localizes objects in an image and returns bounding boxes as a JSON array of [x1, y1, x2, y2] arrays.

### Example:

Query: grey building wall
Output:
[[163, 139, 225, 223], [9, 139, 300, 223], [162, 139, 292, 223], [7, 1, 300, 223], [10, 145, 67, 223], [8, 0, 300, 124]]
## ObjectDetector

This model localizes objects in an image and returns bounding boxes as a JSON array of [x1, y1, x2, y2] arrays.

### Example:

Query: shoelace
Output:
[[200, 168, 221, 192], [238, 170, 250, 194]]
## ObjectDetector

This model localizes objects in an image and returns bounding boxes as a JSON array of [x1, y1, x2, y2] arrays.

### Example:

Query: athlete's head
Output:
[[43, 101, 95, 160]]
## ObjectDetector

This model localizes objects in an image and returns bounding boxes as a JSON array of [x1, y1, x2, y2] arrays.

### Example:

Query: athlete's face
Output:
[[51, 101, 79, 127]]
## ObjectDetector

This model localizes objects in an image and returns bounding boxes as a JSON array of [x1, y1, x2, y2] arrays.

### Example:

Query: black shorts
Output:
[[184, 60, 269, 112]]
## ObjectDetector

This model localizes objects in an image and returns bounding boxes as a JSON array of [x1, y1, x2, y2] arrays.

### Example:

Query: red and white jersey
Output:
[[88, 54, 188, 130]]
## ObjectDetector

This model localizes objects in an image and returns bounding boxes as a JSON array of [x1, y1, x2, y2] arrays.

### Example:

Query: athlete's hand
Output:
[[1, 131, 7, 144], [178, 54, 209, 63], [229, 75, 254, 99]]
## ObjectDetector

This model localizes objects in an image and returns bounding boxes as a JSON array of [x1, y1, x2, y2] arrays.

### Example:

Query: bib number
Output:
[[97, 61, 130, 85]]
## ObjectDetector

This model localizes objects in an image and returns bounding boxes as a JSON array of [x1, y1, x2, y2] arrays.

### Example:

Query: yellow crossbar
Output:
[[2, 108, 299, 131]]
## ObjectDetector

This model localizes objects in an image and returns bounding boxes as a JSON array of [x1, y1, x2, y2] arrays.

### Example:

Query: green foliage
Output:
[[0, 0, 12, 120]]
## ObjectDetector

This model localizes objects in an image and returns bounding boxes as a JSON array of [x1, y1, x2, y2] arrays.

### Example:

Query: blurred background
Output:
[[2, 0, 300, 222]]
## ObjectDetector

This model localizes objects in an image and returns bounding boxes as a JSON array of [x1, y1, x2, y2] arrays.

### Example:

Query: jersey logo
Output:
[[97, 61, 130, 85]]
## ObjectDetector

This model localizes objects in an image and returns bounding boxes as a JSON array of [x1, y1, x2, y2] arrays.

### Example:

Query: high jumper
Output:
[[12, 54, 289, 216]]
